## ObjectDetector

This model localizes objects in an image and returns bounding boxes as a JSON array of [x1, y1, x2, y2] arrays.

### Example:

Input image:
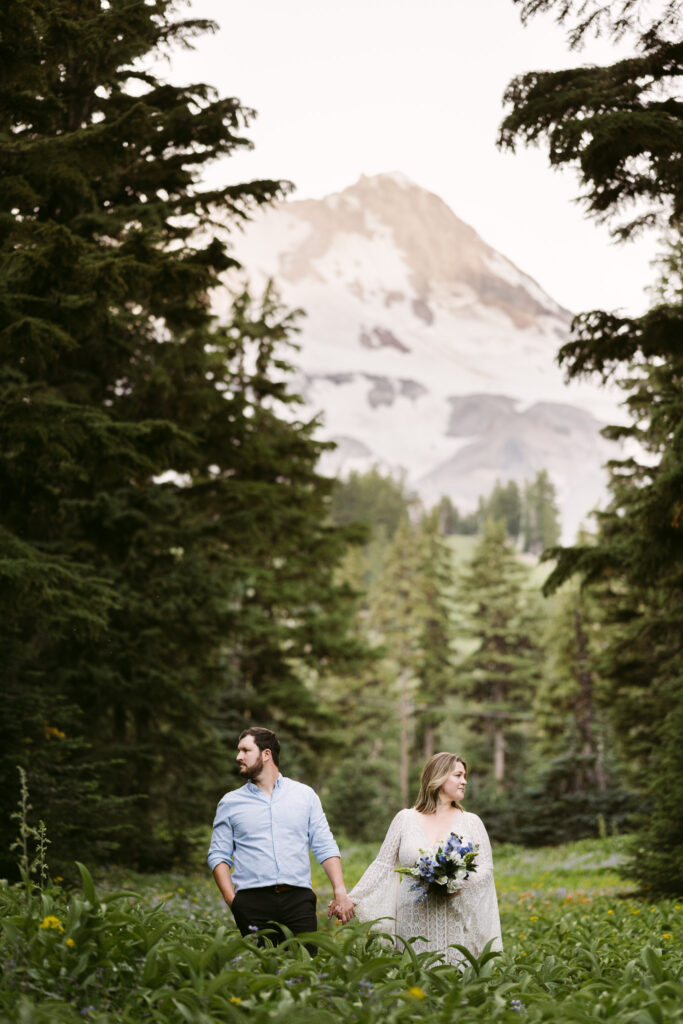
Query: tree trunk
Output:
[[399, 671, 411, 807], [423, 723, 435, 761], [493, 724, 505, 793], [573, 607, 607, 791]]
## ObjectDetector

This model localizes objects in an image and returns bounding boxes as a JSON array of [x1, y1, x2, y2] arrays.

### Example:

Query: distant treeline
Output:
[[436, 471, 561, 552], [330, 467, 561, 553]]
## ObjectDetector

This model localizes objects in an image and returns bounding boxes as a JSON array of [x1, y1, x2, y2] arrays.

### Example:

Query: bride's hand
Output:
[[328, 894, 355, 923]]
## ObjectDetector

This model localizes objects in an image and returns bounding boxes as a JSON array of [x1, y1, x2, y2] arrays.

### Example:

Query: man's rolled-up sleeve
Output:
[[307, 791, 340, 863], [207, 799, 235, 872]]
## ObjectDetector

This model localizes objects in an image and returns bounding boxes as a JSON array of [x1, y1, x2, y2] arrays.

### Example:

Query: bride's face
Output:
[[438, 763, 467, 804]]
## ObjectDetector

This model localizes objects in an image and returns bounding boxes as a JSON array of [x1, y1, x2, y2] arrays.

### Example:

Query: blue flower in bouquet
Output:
[[396, 833, 479, 903]]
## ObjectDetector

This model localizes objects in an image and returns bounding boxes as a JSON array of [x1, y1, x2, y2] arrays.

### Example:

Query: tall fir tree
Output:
[[412, 510, 457, 760], [329, 467, 414, 542], [316, 545, 400, 841], [522, 470, 561, 554], [457, 519, 540, 792], [535, 574, 609, 793], [320, 510, 459, 834], [502, 0, 683, 892], [0, 0, 363, 873], [367, 518, 427, 806], [487, 480, 523, 541]]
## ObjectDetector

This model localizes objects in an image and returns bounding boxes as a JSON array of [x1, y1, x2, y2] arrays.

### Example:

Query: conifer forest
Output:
[[1, 2, 682, 1021]]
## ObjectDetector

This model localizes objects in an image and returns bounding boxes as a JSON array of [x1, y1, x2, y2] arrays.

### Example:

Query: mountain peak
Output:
[[260, 172, 571, 329], [356, 171, 415, 189], [215, 173, 618, 542]]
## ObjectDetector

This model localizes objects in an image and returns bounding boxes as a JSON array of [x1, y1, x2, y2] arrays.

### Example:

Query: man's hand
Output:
[[328, 893, 355, 923], [212, 862, 236, 908], [321, 856, 355, 923]]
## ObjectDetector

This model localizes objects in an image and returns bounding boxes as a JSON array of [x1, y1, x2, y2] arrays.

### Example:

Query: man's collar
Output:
[[245, 773, 284, 794]]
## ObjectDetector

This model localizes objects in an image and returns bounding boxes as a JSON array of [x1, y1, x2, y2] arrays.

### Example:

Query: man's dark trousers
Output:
[[231, 884, 317, 944]]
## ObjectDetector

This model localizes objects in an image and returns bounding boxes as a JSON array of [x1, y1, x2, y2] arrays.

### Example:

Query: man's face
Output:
[[236, 735, 264, 781]]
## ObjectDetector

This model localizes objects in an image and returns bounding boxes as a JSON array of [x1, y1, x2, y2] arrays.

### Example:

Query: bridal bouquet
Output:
[[396, 832, 479, 902]]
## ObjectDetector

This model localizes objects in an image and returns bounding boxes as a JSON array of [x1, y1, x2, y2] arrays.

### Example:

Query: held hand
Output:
[[328, 893, 355, 923]]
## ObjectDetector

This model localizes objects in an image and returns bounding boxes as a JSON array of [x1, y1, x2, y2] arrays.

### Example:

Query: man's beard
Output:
[[240, 754, 264, 782]]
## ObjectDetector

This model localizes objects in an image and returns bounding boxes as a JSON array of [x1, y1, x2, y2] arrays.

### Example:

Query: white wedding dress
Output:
[[349, 808, 502, 965]]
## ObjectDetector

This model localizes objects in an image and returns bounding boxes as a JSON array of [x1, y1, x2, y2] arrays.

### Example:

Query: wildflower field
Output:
[[1, 836, 681, 1023]]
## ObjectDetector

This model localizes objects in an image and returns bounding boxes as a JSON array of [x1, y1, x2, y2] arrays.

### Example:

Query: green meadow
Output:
[[2, 836, 681, 1023]]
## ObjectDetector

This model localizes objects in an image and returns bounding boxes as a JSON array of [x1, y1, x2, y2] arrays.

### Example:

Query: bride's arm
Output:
[[348, 809, 406, 904]]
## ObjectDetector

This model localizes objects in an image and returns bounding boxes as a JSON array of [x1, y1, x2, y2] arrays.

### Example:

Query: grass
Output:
[[1, 836, 681, 1023]]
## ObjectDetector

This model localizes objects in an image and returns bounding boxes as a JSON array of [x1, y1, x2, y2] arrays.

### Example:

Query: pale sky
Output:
[[160, 0, 662, 315]]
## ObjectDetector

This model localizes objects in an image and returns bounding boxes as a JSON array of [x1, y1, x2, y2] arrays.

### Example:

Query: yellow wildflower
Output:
[[40, 916, 64, 932], [407, 987, 426, 1000], [177, 887, 184, 893], [529, 915, 539, 922], [607, 909, 614, 915], [229, 997, 242, 1005], [662, 933, 673, 940], [66, 938, 75, 948]]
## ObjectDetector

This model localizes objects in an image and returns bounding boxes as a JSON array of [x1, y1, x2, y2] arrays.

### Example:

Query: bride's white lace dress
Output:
[[349, 808, 502, 965]]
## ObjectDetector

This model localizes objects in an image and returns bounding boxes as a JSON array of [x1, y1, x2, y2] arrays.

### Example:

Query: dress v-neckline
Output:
[[411, 807, 465, 847]]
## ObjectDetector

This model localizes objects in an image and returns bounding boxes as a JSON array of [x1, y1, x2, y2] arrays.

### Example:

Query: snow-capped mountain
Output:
[[213, 173, 620, 541]]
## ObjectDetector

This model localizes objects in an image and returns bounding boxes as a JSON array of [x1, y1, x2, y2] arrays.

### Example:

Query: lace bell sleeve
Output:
[[348, 809, 406, 930], [459, 812, 494, 890]]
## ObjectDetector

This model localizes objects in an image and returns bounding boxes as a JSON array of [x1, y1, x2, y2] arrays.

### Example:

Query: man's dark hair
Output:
[[239, 727, 280, 767]]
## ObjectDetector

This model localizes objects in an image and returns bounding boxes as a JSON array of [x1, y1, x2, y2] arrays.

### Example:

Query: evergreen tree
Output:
[[522, 470, 561, 554], [320, 510, 461, 833], [434, 495, 480, 536], [503, 1, 683, 241], [457, 519, 540, 792], [502, 0, 683, 892], [535, 575, 609, 793], [316, 538, 404, 839], [0, 0, 362, 873], [487, 479, 523, 541], [330, 467, 414, 540], [413, 511, 456, 760], [435, 495, 459, 535], [367, 519, 426, 806]]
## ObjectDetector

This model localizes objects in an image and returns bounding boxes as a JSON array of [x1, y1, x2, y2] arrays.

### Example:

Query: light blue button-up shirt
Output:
[[207, 775, 340, 891]]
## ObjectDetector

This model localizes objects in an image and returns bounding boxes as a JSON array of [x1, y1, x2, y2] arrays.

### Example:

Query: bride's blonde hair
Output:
[[414, 752, 467, 814]]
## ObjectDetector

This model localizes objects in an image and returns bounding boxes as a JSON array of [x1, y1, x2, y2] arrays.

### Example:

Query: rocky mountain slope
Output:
[[213, 173, 620, 541]]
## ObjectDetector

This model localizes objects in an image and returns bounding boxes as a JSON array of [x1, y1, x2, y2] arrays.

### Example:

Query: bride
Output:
[[342, 752, 502, 965]]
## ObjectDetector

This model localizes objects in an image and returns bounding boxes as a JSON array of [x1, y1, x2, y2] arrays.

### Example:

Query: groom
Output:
[[208, 727, 354, 941]]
